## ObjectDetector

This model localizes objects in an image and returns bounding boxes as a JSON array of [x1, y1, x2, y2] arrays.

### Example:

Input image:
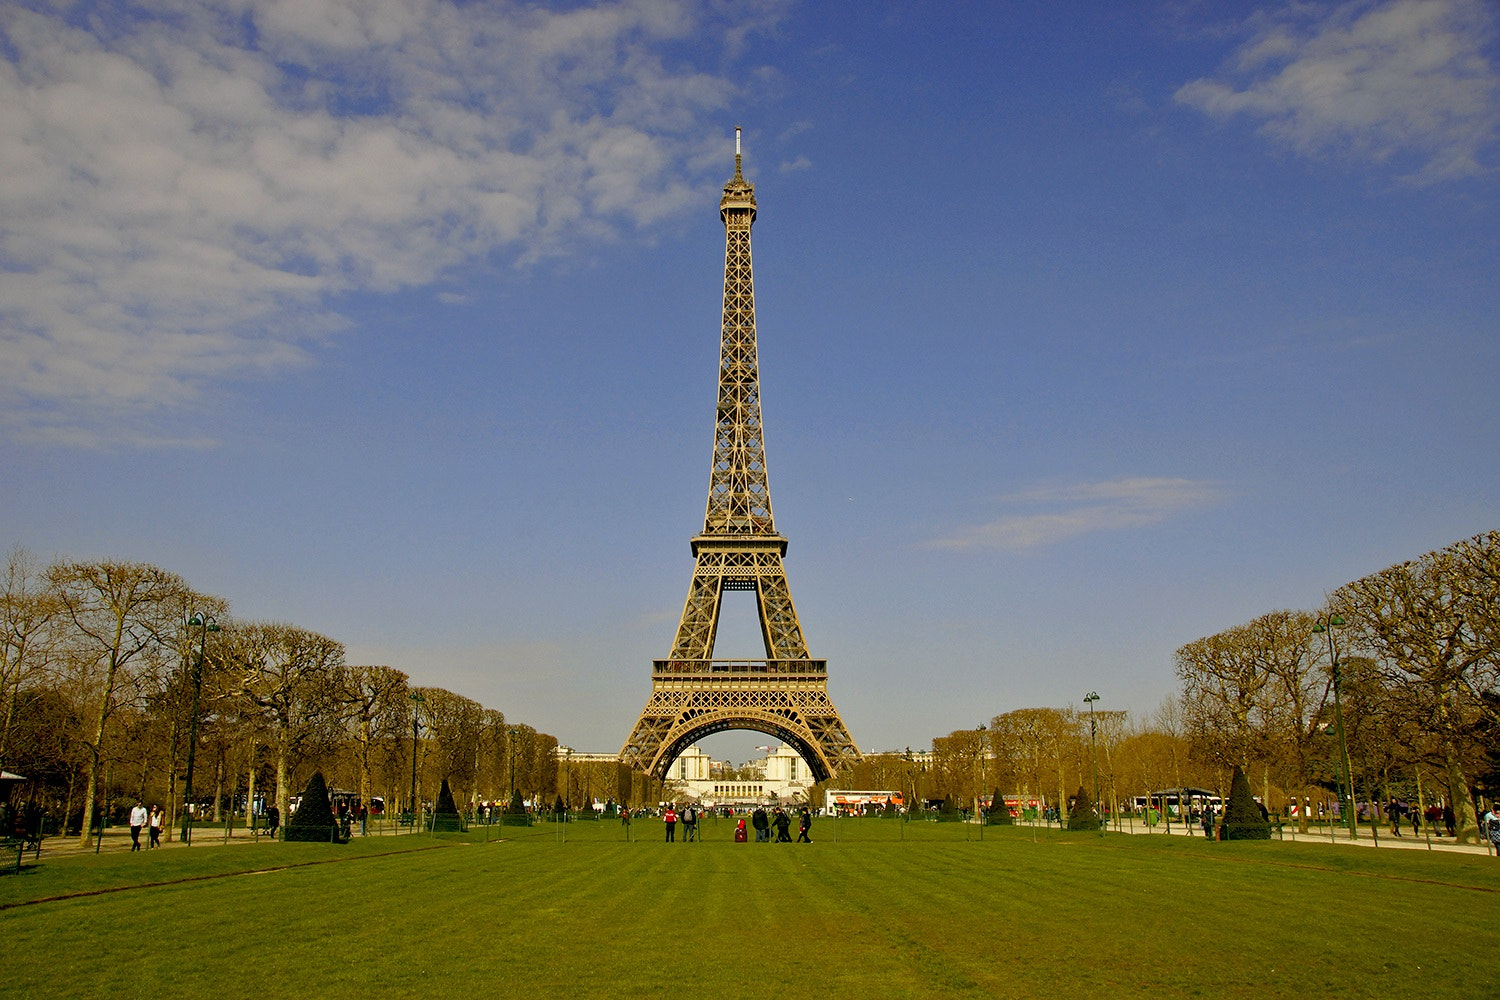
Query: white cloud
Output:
[[1175, 0, 1499, 181], [0, 0, 783, 445], [932, 477, 1226, 552]]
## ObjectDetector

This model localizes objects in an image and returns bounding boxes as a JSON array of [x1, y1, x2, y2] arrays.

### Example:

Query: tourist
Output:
[[1483, 807, 1500, 858], [265, 804, 280, 839], [683, 804, 698, 842], [734, 817, 747, 842], [663, 805, 677, 842], [752, 806, 769, 843], [773, 807, 792, 842], [129, 799, 147, 852], [147, 805, 163, 848], [797, 807, 812, 843]]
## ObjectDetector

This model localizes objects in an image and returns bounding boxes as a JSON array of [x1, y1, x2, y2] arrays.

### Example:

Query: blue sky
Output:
[[3, 0, 1497, 764]]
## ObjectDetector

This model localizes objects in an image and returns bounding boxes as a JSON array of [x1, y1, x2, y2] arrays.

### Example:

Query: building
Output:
[[564, 745, 815, 808]]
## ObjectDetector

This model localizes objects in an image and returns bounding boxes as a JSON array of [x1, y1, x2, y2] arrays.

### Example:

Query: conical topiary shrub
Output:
[[1221, 764, 1271, 840], [986, 788, 1014, 825], [501, 789, 530, 827], [432, 778, 463, 831], [285, 771, 339, 843], [1067, 785, 1101, 831], [936, 795, 962, 822]]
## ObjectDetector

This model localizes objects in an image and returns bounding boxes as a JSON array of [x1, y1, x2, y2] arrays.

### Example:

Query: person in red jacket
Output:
[[663, 805, 678, 842]]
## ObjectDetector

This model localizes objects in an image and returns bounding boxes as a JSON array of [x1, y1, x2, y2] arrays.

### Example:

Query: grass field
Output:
[[3, 818, 1497, 999]]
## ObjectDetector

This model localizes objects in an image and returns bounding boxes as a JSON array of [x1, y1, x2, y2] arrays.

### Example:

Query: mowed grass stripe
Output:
[[2, 825, 1497, 1000]]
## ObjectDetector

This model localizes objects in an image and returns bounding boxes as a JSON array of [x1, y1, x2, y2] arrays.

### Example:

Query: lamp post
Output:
[[408, 691, 425, 833], [1084, 691, 1101, 835], [181, 612, 219, 845], [974, 724, 988, 821], [506, 726, 521, 820], [1312, 615, 1358, 839]]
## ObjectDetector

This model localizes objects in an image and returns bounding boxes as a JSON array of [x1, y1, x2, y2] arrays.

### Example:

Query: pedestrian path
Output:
[[36, 822, 420, 858], [1106, 817, 1495, 856]]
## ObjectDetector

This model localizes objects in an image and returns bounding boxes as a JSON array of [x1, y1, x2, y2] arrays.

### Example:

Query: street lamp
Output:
[[1084, 691, 1101, 836], [409, 691, 426, 833], [1312, 615, 1358, 840], [506, 726, 521, 817], [974, 724, 987, 821], [181, 612, 220, 845]]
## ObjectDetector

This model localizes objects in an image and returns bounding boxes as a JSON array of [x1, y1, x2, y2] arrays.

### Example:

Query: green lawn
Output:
[[3, 819, 1497, 999]]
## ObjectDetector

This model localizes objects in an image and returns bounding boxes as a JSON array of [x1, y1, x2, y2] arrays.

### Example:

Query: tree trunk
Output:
[[1056, 758, 1068, 824], [358, 718, 372, 814], [63, 764, 78, 838], [275, 745, 291, 825], [0, 682, 19, 773], [1444, 740, 1480, 843], [246, 748, 257, 829], [212, 750, 224, 823], [164, 709, 182, 843], [78, 696, 110, 847]]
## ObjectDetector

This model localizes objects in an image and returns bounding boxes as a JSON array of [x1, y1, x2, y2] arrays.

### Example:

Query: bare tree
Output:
[[1334, 543, 1497, 843], [414, 686, 483, 807], [991, 708, 1075, 821], [340, 665, 409, 812], [228, 622, 347, 822], [0, 547, 59, 774], [1244, 609, 1331, 833], [49, 560, 190, 845], [1176, 625, 1274, 772]]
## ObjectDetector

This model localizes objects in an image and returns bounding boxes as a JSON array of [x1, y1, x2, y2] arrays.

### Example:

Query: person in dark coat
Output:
[[752, 807, 770, 843], [797, 807, 812, 843], [773, 807, 792, 842]]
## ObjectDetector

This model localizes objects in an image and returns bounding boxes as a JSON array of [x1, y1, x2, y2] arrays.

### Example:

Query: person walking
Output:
[[1483, 807, 1500, 857], [265, 804, 280, 839], [773, 807, 792, 843], [663, 805, 678, 842], [797, 807, 813, 843], [128, 800, 147, 851], [147, 805, 163, 848]]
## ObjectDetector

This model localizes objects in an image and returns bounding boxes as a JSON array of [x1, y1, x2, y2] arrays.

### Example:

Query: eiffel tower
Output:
[[620, 130, 859, 783]]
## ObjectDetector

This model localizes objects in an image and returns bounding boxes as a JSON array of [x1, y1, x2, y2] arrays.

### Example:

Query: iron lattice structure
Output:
[[620, 139, 859, 783]]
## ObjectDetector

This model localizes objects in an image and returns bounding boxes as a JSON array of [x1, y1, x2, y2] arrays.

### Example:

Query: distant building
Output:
[[559, 745, 814, 807]]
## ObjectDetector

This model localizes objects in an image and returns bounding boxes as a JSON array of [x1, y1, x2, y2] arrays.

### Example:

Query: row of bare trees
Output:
[[832, 703, 1205, 828], [0, 550, 560, 844], [829, 533, 1498, 839], [1175, 531, 1498, 841]]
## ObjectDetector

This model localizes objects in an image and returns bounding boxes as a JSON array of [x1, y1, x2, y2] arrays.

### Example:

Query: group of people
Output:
[[126, 800, 164, 850], [660, 804, 812, 843]]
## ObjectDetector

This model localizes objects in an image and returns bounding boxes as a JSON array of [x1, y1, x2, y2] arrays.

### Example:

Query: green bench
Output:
[[2, 833, 41, 875]]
